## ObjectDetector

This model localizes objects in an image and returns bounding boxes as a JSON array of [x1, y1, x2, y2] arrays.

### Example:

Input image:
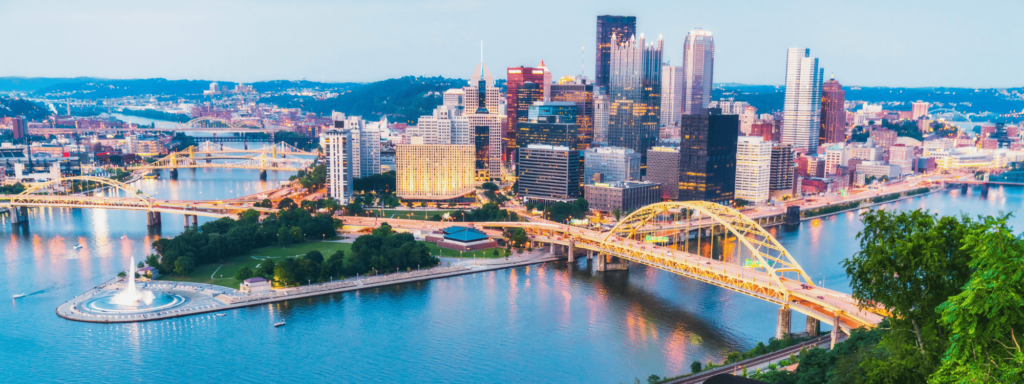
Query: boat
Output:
[[12, 293, 26, 299], [274, 320, 286, 327], [121, 235, 128, 240], [143, 172, 159, 180], [73, 244, 83, 250], [216, 313, 226, 317]]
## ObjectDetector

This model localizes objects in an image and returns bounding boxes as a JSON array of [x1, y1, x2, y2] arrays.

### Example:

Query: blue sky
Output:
[[0, 0, 1020, 87]]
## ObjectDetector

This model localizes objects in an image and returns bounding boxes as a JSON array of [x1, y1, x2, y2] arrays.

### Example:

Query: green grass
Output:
[[421, 241, 506, 259], [157, 241, 352, 289], [378, 209, 459, 220]]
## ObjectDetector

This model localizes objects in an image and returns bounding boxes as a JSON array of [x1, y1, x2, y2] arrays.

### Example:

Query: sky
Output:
[[0, 0, 1021, 88]]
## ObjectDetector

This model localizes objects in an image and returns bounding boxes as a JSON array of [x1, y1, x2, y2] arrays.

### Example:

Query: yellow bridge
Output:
[[0, 176, 274, 228], [129, 143, 314, 173]]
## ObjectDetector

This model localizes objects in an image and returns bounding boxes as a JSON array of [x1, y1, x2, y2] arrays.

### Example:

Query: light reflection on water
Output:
[[0, 176, 1020, 383]]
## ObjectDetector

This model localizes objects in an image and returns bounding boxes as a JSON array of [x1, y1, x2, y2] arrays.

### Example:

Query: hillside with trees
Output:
[[0, 96, 50, 119]]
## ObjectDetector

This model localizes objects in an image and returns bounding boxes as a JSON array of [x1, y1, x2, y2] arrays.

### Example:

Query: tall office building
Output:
[[583, 147, 641, 184], [681, 29, 714, 115], [396, 139, 475, 201], [678, 108, 738, 203], [593, 94, 610, 145], [595, 15, 637, 92], [320, 129, 353, 203], [465, 59, 505, 181], [660, 65, 684, 128], [912, 101, 930, 120], [412, 105, 471, 145], [550, 78, 595, 150], [517, 144, 581, 202], [735, 136, 773, 203], [769, 143, 795, 198], [820, 77, 846, 145], [11, 116, 26, 141], [607, 32, 663, 175], [329, 114, 380, 179], [506, 66, 548, 161], [516, 102, 579, 160], [781, 48, 824, 154], [646, 146, 681, 200]]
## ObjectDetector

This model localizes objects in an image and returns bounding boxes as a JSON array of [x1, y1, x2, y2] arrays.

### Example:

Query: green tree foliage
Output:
[[262, 76, 463, 124], [258, 259, 276, 279], [353, 171, 396, 195], [930, 214, 1024, 384], [541, 198, 589, 223], [507, 228, 528, 249], [0, 96, 50, 119], [117, 108, 190, 123], [481, 182, 499, 191], [235, 266, 254, 281], [0, 183, 27, 194], [173, 256, 195, 276], [426, 203, 518, 222], [734, 198, 751, 208], [277, 198, 295, 210], [842, 209, 977, 383], [152, 208, 337, 274], [344, 223, 439, 276], [690, 361, 702, 374], [296, 164, 327, 190]]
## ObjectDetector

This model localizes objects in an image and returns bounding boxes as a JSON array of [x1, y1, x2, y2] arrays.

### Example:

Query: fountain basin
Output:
[[80, 291, 187, 314]]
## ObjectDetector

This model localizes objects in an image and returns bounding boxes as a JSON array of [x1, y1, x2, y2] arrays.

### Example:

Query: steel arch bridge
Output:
[[128, 150, 312, 172], [478, 201, 885, 335], [181, 116, 246, 129], [194, 141, 317, 157]]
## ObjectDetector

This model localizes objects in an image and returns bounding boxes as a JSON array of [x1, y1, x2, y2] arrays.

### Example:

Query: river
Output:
[[1, 167, 1020, 383]]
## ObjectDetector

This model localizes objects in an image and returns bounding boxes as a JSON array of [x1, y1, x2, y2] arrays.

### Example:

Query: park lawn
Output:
[[156, 241, 352, 289], [378, 209, 459, 220], [421, 241, 506, 259]]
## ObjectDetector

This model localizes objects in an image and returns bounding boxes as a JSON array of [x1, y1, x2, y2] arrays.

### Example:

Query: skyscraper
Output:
[[506, 66, 547, 161], [681, 29, 714, 115], [735, 136, 773, 203], [607, 32, 663, 175], [593, 94, 610, 145], [678, 108, 738, 203], [820, 77, 846, 145], [912, 101, 930, 120], [320, 129, 353, 203], [781, 48, 824, 154], [465, 57, 505, 181], [550, 78, 595, 150], [595, 15, 636, 93], [660, 65, 684, 128]]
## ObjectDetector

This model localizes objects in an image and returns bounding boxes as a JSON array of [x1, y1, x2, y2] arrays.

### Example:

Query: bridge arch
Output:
[[604, 201, 814, 289], [183, 116, 243, 129], [16, 176, 155, 200]]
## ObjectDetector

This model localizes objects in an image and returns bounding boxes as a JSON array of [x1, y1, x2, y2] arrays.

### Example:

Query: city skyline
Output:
[[1, 0, 1022, 88]]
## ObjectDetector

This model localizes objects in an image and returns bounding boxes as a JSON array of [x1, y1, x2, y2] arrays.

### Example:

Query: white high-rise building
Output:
[[781, 48, 824, 154], [735, 136, 773, 203], [682, 29, 714, 115], [464, 58, 506, 180], [660, 65, 684, 128], [594, 94, 610, 145], [320, 129, 353, 203], [412, 105, 471, 145], [324, 113, 381, 181]]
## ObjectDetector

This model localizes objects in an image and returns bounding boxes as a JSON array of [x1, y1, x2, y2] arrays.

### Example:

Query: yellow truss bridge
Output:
[[0, 176, 275, 227], [129, 148, 313, 172], [192, 141, 318, 157]]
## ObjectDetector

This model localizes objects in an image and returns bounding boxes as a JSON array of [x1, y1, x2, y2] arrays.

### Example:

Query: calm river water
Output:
[[1, 166, 1020, 383]]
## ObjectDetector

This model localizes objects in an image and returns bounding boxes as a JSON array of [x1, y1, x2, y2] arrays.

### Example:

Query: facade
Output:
[[506, 67, 547, 161], [330, 114, 380, 179], [464, 60, 505, 181], [856, 161, 901, 180], [241, 277, 271, 293], [820, 77, 846, 145], [823, 144, 848, 175], [769, 143, 795, 197], [607, 32, 663, 174], [11, 116, 27, 141], [593, 94, 610, 145], [735, 136, 773, 203], [681, 29, 714, 115], [888, 145, 916, 175], [516, 116, 578, 160], [912, 101, 929, 120], [870, 128, 897, 151], [781, 48, 824, 154], [550, 80, 595, 150], [646, 146, 680, 200], [595, 15, 637, 92], [677, 109, 739, 203], [660, 65, 684, 128], [396, 140, 475, 200], [442, 88, 465, 109], [584, 181, 661, 212], [517, 144, 581, 202], [583, 146, 641, 184], [320, 129, 353, 203], [413, 105, 471, 145]]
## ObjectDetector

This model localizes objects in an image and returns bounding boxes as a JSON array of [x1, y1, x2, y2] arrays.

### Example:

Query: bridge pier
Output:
[[777, 306, 792, 340], [567, 241, 574, 263], [981, 183, 990, 197], [169, 169, 178, 179], [595, 254, 628, 271], [146, 211, 162, 227], [785, 206, 801, 225], [260, 170, 267, 181], [10, 206, 29, 225], [960, 184, 968, 194], [205, 154, 212, 163], [831, 313, 842, 349], [806, 316, 820, 337], [192, 215, 198, 227]]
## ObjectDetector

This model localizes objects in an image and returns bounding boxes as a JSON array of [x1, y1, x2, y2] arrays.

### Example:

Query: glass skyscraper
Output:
[[782, 48, 824, 154], [607, 32, 663, 175], [678, 108, 738, 204], [820, 77, 846, 145], [595, 15, 636, 93], [550, 79, 595, 150], [682, 29, 714, 115]]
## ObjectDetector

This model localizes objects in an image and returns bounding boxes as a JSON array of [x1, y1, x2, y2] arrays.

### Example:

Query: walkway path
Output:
[[666, 334, 841, 383]]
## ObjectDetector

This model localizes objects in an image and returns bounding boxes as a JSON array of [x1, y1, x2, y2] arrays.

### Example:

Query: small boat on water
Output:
[[121, 235, 128, 240], [216, 313, 226, 317], [12, 293, 26, 299], [143, 172, 159, 180], [274, 320, 286, 327], [73, 244, 83, 250]]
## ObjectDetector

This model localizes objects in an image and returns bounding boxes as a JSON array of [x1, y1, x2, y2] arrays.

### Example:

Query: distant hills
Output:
[[0, 77, 364, 100], [0, 96, 51, 119]]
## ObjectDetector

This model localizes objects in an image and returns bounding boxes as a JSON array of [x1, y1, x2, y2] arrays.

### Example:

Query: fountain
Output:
[[111, 256, 156, 306]]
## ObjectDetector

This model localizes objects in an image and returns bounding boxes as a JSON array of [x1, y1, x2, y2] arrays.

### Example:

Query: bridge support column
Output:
[[981, 183, 990, 197], [587, 250, 593, 260], [146, 211, 162, 227], [806, 316, 820, 337], [10, 206, 29, 225], [260, 170, 267, 181], [596, 254, 628, 271], [960, 184, 968, 194], [169, 169, 178, 179], [567, 241, 574, 263], [785, 206, 801, 226], [184, 215, 191, 230], [192, 215, 198, 228], [550, 242, 555, 254], [830, 313, 842, 349], [776, 306, 792, 340], [594, 253, 606, 271]]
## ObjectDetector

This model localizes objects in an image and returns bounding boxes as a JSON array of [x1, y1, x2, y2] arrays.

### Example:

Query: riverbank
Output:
[[664, 334, 841, 383], [800, 185, 945, 221], [56, 249, 559, 323]]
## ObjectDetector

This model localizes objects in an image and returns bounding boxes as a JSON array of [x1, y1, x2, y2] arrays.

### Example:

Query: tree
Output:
[[734, 198, 751, 208], [931, 214, 1024, 384], [278, 198, 295, 210], [508, 228, 528, 249], [137, 261, 145, 269], [277, 226, 293, 245], [612, 207, 622, 221], [117, 271, 127, 278], [691, 361, 702, 374], [305, 250, 324, 265], [236, 266, 254, 281], [258, 259, 276, 279], [174, 256, 195, 276], [481, 182, 499, 191], [145, 254, 160, 271], [842, 209, 976, 382]]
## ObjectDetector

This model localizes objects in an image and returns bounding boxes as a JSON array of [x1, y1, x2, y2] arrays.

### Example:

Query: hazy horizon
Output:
[[2, 0, 1021, 88]]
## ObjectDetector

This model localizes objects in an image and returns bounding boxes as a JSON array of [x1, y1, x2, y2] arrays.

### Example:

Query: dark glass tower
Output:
[[677, 108, 738, 203], [607, 33, 663, 175], [551, 81, 595, 150], [819, 77, 846, 145], [595, 15, 636, 93]]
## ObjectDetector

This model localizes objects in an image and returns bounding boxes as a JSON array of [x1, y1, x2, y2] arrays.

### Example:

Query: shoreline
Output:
[[56, 251, 560, 324], [799, 186, 946, 222]]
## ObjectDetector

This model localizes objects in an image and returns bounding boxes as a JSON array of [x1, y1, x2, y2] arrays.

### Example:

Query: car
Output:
[[817, 296, 825, 300]]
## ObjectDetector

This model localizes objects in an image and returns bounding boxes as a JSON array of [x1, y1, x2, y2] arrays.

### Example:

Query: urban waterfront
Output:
[[1, 167, 1019, 382]]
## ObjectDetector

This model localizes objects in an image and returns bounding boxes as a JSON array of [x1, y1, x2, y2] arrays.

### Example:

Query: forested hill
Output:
[[0, 96, 50, 119], [261, 76, 465, 124], [22, 78, 360, 100], [0, 77, 103, 93]]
